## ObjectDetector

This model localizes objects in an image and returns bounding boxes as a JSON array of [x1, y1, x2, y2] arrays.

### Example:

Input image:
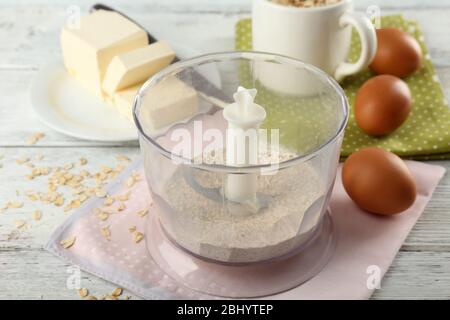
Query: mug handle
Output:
[[334, 11, 377, 81]]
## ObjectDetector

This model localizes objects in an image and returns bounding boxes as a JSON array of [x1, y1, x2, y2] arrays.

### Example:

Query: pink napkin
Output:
[[46, 160, 445, 300]]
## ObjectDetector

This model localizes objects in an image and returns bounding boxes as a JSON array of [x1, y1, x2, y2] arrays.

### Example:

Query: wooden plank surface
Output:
[[2, 4, 450, 146], [0, 0, 449, 300]]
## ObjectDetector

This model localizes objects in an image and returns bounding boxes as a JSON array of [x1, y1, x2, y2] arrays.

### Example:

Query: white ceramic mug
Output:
[[252, 0, 377, 82]]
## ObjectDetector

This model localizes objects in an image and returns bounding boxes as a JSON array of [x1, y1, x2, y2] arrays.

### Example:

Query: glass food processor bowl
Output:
[[134, 51, 348, 295]]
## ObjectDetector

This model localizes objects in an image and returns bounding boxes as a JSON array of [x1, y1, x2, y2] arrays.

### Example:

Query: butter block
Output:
[[114, 84, 143, 121], [102, 41, 176, 96], [60, 10, 148, 98], [141, 78, 199, 131], [114, 78, 198, 132]]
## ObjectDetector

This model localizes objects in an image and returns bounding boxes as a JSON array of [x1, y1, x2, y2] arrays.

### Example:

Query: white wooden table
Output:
[[1, 0, 450, 300]]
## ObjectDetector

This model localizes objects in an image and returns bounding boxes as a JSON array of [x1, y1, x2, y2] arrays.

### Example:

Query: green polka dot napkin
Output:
[[235, 15, 450, 160]]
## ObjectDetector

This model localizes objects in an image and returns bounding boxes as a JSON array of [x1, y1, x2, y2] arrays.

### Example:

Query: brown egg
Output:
[[355, 75, 411, 136], [369, 28, 422, 78], [342, 147, 416, 216]]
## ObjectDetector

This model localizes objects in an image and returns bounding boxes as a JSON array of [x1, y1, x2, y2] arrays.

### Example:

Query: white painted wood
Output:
[[3, 0, 450, 11], [2, 3, 450, 146], [0, 249, 141, 300], [0, 0, 450, 299], [1, 248, 450, 300], [1, 249, 450, 300]]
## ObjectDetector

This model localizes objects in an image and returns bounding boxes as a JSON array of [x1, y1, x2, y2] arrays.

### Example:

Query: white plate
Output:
[[30, 44, 203, 142]]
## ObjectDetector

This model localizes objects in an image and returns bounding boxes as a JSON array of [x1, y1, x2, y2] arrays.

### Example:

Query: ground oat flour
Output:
[[158, 148, 327, 263]]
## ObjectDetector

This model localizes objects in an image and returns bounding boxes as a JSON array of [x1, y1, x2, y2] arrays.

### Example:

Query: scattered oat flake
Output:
[[27, 132, 45, 145], [68, 199, 81, 209], [96, 189, 107, 198], [78, 158, 88, 166], [128, 226, 136, 233], [27, 193, 39, 201], [7, 201, 23, 209], [111, 288, 123, 297], [101, 226, 111, 241], [64, 163, 74, 170], [137, 209, 148, 217], [33, 210, 42, 221], [134, 232, 144, 243], [80, 170, 90, 177], [54, 196, 65, 207], [118, 202, 126, 211], [125, 176, 136, 188], [104, 295, 118, 300], [116, 192, 129, 201], [73, 188, 84, 195], [103, 197, 114, 206], [60, 236, 76, 249], [116, 155, 130, 162], [99, 212, 109, 221], [27, 193, 38, 201], [101, 166, 112, 174], [86, 295, 97, 300], [16, 157, 29, 164], [78, 288, 89, 298], [132, 172, 141, 181], [14, 220, 27, 229]]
